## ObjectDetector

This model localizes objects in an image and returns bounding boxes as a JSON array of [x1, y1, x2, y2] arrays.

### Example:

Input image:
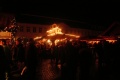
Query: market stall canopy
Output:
[[45, 34, 80, 40], [0, 32, 11, 39], [34, 23, 80, 41], [45, 23, 80, 40]]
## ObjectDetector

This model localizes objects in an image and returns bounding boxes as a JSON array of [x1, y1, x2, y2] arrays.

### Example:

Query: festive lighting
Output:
[[47, 24, 63, 36], [46, 39, 52, 46], [34, 36, 42, 40], [65, 34, 80, 38], [106, 40, 117, 43], [47, 39, 51, 43], [54, 39, 60, 45], [3, 17, 19, 43], [88, 41, 99, 44]]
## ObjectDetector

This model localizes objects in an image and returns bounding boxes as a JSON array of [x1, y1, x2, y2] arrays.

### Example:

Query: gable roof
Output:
[[16, 14, 105, 31], [100, 22, 120, 36]]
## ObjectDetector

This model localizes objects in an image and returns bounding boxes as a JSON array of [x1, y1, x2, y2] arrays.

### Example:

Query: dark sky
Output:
[[1, 1, 120, 28]]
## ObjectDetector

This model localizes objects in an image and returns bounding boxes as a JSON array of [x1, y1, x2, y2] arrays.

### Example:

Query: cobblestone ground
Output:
[[9, 59, 61, 80], [9, 58, 116, 80], [36, 59, 61, 80]]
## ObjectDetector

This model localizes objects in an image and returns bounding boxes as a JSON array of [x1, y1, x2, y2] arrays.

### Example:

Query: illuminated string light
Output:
[[65, 34, 80, 38], [47, 24, 63, 36], [3, 17, 19, 43]]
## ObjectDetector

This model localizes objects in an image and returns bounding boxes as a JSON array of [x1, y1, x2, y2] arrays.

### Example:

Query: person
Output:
[[1, 39, 12, 79], [13, 38, 25, 73], [79, 42, 93, 80], [25, 38, 37, 80], [0, 45, 6, 79]]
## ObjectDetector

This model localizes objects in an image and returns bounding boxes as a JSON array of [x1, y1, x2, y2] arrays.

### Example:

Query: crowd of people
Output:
[[0, 38, 38, 80], [0, 38, 120, 80], [39, 39, 120, 80]]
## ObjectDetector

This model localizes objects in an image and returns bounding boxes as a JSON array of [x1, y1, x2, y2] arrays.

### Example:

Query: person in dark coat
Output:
[[13, 38, 25, 74], [1, 39, 12, 79], [25, 38, 37, 80], [79, 42, 93, 80], [0, 45, 6, 80]]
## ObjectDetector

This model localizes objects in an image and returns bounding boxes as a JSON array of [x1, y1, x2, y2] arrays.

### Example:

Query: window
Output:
[[39, 27, 42, 33], [20, 26, 24, 32], [33, 27, 36, 33], [77, 30, 79, 33], [26, 27, 30, 32]]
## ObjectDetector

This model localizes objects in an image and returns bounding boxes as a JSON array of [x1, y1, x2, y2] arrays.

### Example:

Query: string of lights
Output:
[[4, 17, 19, 43]]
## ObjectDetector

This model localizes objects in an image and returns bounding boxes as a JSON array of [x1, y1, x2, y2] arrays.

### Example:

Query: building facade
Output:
[[15, 22, 102, 40], [0, 13, 103, 40]]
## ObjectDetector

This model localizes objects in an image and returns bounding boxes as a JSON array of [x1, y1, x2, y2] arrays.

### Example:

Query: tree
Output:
[[4, 17, 19, 43]]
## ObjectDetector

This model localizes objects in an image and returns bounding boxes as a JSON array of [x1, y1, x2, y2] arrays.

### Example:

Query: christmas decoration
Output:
[[0, 14, 14, 31], [4, 17, 20, 43]]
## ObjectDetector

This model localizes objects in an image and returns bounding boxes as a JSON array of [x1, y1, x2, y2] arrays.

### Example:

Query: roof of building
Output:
[[0, 13, 106, 31], [100, 22, 120, 36], [15, 14, 106, 31]]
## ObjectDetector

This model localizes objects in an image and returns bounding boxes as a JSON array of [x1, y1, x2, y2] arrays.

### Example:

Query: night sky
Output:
[[1, 1, 120, 28]]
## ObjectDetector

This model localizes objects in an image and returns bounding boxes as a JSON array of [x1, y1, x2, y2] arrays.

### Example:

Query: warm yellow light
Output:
[[47, 24, 63, 36], [65, 34, 80, 38], [42, 39, 47, 42], [54, 39, 60, 45], [34, 36, 42, 40], [47, 33, 56, 36], [106, 40, 117, 43], [70, 39, 73, 41], [46, 39, 52, 46], [88, 41, 100, 44], [47, 39, 51, 43]]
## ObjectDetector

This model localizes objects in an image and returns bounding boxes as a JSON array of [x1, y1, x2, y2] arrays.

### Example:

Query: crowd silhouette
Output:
[[0, 38, 120, 80]]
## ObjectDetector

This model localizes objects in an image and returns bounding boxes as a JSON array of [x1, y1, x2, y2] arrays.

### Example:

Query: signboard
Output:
[[0, 32, 11, 39]]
